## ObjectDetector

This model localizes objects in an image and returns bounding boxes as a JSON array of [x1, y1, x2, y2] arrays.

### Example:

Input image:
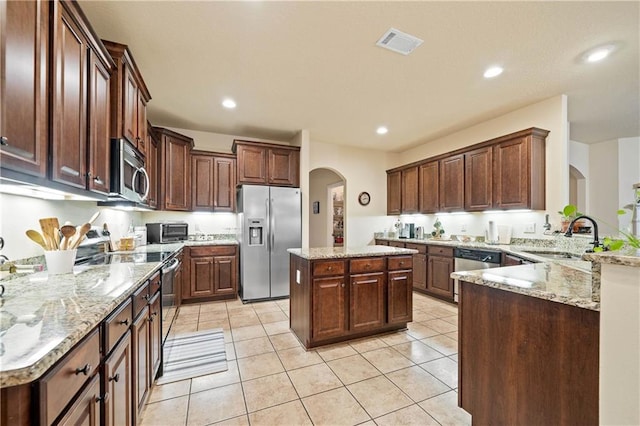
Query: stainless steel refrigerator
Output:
[[237, 185, 302, 302]]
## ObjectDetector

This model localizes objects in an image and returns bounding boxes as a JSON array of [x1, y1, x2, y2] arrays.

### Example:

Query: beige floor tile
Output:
[[231, 324, 266, 341], [406, 322, 440, 339], [170, 322, 198, 335], [412, 309, 438, 322], [423, 306, 458, 318], [420, 357, 458, 389], [212, 414, 250, 426], [315, 343, 358, 362], [226, 342, 236, 360], [392, 340, 445, 364], [187, 383, 246, 425], [237, 352, 285, 380], [358, 421, 376, 426], [441, 314, 459, 326], [422, 334, 458, 356], [386, 366, 450, 402], [174, 313, 200, 325], [223, 328, 233, 343], [199, 310, 231, 323], [262, 320, 290, 336], [347, 376, 413, 418], [251, 301, 282, 313], [349, 336, 388, 353], [242, 372, 299, 412], [269, 332, 302, 351], [302, 387, 371, 425], [327, 354, 380, 385], [234, 336, 274, 358], [178, 305, 200, 315], [422, 318, 458, 333], [147, 378, 191, 403], [378, 330, 415, 346], [140, 395, 189, 426], [277, 346, 324, 370], [229, 312, 261, 328], [275, 299, 290, 311], [287, 363, 343, 397], [198, 319, 229, 331], [248, 400, 312, 426], [374, 404, 440, 426], [449, 354, 459, 363], [445, 330, 458, 341], [257, 310, 288, 323], [419, 390, 471, 426], [191, 360, 240, 393], [360, 346, 414, 373], [200, 300, 229, 313]]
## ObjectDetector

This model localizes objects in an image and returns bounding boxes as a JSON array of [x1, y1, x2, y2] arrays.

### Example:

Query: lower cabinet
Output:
[[182, 245, 238, 302], [427, 245, 455, 301], [132, 305, 150, 422], [312, 276, 347, 341], [406, 243, 427, 292], [388, 256, 413, 324], [149, 292, 162, 381], [350, 271, 385, 332], [58, 373, 102, 426], [103, 331, 132, 426]]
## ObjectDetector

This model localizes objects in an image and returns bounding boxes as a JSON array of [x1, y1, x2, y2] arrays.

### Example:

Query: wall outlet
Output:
[[460, 223, 467, 232], [524, 223, 536, 233]]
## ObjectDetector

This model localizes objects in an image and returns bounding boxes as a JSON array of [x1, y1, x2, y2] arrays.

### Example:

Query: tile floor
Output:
[[141, 292, 471, 426]]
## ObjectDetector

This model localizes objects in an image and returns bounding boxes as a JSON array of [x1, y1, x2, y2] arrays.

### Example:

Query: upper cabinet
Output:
[[464, 146, 493, 211], [386, 170, 401, 215], [191, 151, 236, 212], [154, 127, 194, 211], [146, 123, 159, 209], [439, 154, 465, 212], [419, 161, 439, 213], [0, 0, 49, 178], [102, 40, 151, 156], [233, 140, 300, 187], [401, 166, 419, 213]]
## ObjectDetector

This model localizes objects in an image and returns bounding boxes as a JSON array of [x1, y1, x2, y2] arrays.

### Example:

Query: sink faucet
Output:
[[564, 215, 603, 252]]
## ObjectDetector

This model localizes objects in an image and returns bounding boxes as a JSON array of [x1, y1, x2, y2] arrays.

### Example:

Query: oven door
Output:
[[161, 257, 180, 345]]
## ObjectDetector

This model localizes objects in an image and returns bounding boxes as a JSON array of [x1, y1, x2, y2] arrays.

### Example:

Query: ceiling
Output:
[[79, 1, 639, 152]]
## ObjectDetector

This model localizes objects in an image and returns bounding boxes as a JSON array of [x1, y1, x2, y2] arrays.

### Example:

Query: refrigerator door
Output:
[[239, 185, 271, 301], [269, 186, 302, 298]]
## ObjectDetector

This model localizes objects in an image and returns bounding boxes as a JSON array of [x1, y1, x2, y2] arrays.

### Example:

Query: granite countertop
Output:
[[288, 246, 418, 260], [582, 248, 640, 267]]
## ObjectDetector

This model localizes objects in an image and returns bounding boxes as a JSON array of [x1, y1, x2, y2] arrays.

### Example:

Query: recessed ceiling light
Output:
[[585, 45, 615, 63], [222, 98, 236, 109], [483, 66, 503, 78], [376, 126, 388, 135]]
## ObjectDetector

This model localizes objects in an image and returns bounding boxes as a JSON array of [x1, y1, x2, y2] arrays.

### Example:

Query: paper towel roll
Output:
[[487, 221, 498, 244]]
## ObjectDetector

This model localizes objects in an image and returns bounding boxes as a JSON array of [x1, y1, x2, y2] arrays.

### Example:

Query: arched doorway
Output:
[[309, 168, 346, 248], [569, 164, 586, 213]]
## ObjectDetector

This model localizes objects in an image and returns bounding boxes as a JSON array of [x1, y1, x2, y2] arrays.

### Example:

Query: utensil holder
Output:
[[44, 249, 77, 275]]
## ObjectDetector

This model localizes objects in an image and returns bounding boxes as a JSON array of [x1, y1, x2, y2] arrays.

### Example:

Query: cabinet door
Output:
[[149, 292, 162, 380], [427, 256, 454, 299], [401, 166, 419, 213], [214, 255, 237, 296], [465, 146, 493, 211], [419, 161, 439, 213], [146, 128, 158, 209], [0, 0, 49, 177], [191, 154, 215, 211], [104, 331, 132, 426], [87, 50, 111, 194], [439, 154, 464, 211], [123, 64, 138, 144], [350, 272, 385, 332], [268, 147, 299, 186], [387, 170, 402, 215], [136, 96, 147, 155], [237, 144, 267, 184], [58, 373, 101, 426], [51, 2, 88, 189], [214, 156, 236, 211], [388, 270, 413, 324], [132, 306, 150, 420], [413, 253, 427, 291], [312, 276, 347, 340], [163, 136, 191, 211], [189, 255, 215, 298], [493, 137, 530, 209]]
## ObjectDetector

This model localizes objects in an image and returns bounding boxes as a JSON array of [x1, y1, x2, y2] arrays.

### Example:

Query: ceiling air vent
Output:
[[376, 28, 423, 55]]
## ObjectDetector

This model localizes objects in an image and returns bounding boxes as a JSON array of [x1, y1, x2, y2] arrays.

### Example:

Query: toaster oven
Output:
[[146, 222, 188, 244]]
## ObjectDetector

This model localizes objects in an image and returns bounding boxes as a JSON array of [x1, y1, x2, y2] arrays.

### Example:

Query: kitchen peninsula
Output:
[[288, 245, 417, 349]]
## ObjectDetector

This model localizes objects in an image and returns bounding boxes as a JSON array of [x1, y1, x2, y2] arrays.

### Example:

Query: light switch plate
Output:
[[524, 223, 536, 233], [296, 269, 301, 284]]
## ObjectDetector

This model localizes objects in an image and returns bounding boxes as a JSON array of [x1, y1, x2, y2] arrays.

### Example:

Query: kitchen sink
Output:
[[520, 250, 583, 260]]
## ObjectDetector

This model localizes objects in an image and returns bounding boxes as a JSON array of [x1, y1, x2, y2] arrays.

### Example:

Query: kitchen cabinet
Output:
[[439, 154, 464, 211], [375, 239, 389, 246], [57, 373, 102, 426], [191, 151, 237, 212], [155, 127, 194, 211], [87, 48, 112, 194], [149, 291, 162, 383], [0, 0, 49, 178], [387, 256, 413, 324], [233, 140, 300, 187], [146, 124, 159, 209], [389, 241, 406, 248], [464, 146, 492, 211], [103, 331, 132, 426], [132, 304, 150, 423], [419, 161, 439, 213], [401, 166, 419, 213], [350, 257, 386, 332], [102, 40, 151, 155], [427, 245, 454, 301], [406, 243, 427, 292], [183, 245, 238, 302], [502, 253, 534, 266], [386, 170, 402, 215], [313, 274, 347, 341]]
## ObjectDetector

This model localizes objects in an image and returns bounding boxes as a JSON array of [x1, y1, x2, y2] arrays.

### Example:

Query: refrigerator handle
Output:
[[270, 197, 275, 250], [265, 197, 270, 251]]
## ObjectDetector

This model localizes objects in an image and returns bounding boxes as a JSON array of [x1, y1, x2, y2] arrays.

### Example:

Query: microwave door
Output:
[[132, 167, 150, 202]]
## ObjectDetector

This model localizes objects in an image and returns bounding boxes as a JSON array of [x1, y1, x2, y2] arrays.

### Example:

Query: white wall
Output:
[[618, 137, 640, 232], [309, 169, 343, 247], [569, 139, 590, 212], [588, 139, 620, 236]]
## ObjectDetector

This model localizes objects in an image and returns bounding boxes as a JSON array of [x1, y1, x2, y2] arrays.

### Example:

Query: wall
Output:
[[588, 139, 620, 236], [309, 169, 343, 247], [569, 140, 590, 212], [618, 137, 640, 233]]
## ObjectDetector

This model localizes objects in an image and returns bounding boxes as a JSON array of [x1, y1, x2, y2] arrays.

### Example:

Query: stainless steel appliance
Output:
[[161, 254, 181, 346], [453, 247, 501, 302], [237, 185, 301, 302], [109, 138, 150, 204], [146, 222, 188, 244]]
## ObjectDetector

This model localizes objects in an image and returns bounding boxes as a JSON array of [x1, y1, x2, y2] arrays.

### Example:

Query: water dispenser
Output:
[[248, 219, 264, 246]]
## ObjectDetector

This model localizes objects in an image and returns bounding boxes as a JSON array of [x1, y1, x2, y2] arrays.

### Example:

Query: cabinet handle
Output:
[[143, 294, 151, 301], [60, 166, 80, 177], [341, 283, 345, 288], [109, 373, 120, 383], [0, 136, 8, 146], [118, 319, 129, 326], [96, 392, 110, 403], [399, 261, 404, 266], [327, 266, 333, 271], [365, 264, 370, 269], [75, 363, 91, 376], [93, 176, 103, 185]]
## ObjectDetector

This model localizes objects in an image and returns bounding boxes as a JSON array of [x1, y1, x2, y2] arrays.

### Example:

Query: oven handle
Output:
[[162, 257, 180, 275], [132, 167, 150, 202]]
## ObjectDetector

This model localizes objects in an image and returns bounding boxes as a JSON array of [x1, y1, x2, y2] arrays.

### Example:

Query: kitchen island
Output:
[[288, 246, 418, 349]]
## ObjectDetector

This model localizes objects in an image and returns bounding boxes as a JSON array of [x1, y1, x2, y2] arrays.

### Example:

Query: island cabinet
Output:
[[233, 140, 300, 187], [426, 245, 454, 301], [191, 151, 237, 212], [290, 252, 414, 349], [406, 243, 427, 293], [458, 281, 599, 425], [154, 127, 194, 211], [182, 245, 238, 303]]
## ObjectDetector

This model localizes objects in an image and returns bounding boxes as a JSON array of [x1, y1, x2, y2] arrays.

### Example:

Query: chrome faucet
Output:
[[564, 215, 603, 252], [543, 214, 552, 232]]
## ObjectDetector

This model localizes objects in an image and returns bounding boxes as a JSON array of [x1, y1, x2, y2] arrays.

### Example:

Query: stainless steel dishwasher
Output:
[[453, 247, 502, 302]]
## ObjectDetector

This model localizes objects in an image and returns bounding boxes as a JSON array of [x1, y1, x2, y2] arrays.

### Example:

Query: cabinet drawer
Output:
[[149, 271, 161, 295], [389, 241, 406, 248], [189, 245, 237, 257], [427, 245, 454, 257], [104, 298, 132, 355], [388, 256, 413, 270], [350, 257, 385, 273], [132, 281, 150, 320], [40, 328, 101, 425], [313, 260, 345, 277], [405, 243, 427, 254]]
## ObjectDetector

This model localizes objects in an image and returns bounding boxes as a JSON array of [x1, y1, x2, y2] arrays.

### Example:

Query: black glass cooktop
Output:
[[78, 251, 172, 266]]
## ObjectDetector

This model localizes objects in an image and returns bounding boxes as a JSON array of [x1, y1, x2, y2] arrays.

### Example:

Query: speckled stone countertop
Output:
[[582, 248, 640, 267], [288, 246, 418, 260]]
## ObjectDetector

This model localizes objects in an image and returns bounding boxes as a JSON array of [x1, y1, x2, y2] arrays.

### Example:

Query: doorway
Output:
[[309, 168, 345, 248], [328, 183, 344, 247]]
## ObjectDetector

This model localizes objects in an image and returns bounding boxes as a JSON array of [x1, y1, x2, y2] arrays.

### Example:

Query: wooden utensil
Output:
[[70, 223, 91, 249], [26, 230, 48, 250], [59, 225, 77, 250], [39, 218, 60, 251], [88, 211, 100, 225]]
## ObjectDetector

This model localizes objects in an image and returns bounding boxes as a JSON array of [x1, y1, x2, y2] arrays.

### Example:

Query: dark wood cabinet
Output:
[[183, 245, 238, 302], [439, 154, 464, 211], [146, 124, 159, 209], [87, 48, 111, 194], [103, 331, 132, 426], [155, 127, 194, 211], [427, 245, 454, 301], [464, 146, 492, 211], [386, 170, 402, 215], [191, 151, 236, 212], [149, 292, 162, 381], [387, 256, 413, 324], [58, 373, 101, 426], [406, 243, 427, 292], [350, 272, 385, 332], [132, 305, 150, 424], [502, 253, 534, 266], [419, 161, 439, 213], [312, 276, 347, 340], [233, 140, 300, 187], [0, 0, 49, 177], [401, 166, 419, 213]]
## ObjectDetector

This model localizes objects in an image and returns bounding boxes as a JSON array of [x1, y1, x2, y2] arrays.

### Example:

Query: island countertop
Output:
[[288, 245, 418, 260]]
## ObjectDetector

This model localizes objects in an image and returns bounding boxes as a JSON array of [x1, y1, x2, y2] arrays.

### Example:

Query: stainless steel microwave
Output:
[[146, 223, 189, 244], [109, 138, 149, 204]]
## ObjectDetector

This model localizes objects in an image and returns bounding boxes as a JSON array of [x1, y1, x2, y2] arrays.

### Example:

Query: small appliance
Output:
[[415, 226, 424, 239], [108, 138, 150, 204], [146, 222, 189, 244]]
